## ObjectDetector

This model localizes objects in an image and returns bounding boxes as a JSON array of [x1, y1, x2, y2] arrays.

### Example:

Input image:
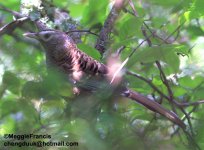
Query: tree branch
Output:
[[127, 71, 204, 107], [95, 0, 126, 55], [155, 61, 194, 135], [122, 88, 186, 129], [66, 29, 99, 37], [0, 17, 29, 36]]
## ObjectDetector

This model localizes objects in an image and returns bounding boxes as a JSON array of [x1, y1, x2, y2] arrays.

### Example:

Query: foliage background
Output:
[[0, 0, 204, 149]]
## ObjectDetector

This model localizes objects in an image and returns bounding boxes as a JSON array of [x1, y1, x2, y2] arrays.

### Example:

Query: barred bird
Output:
[[24, 30, 110, 93], [23, 28, 186, 129]]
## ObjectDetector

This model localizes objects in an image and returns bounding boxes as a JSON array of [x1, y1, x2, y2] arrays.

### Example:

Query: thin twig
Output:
[[0, 17, 29, 36], [0, 4, 24, 18], [128, 0, 138, 17], [159, 21, 185, 45], [143, 21, 170, 44], [127, 71, 204, 107], [123, 7, 136, 16], [116, 45, 126, 56], [155, 61, 194, 135], [155, 61, 174, 101], [125, 9, 183, 45], [172, 106, 198, 137], [141, 26, 152, 46], [126, 21, 179, 59], [66, 29, 99, 37]]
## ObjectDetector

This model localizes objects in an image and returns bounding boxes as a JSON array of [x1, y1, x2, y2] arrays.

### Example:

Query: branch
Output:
[[141, 26, 152, 46], [66, 29, 99, 37], [0, 17, 29, 36], [127, 71, 204, 107], [0, 4, 23, 18], [116, 45, 126, 56], [95, 0, 126, 55], [161, 22, 184, 44], [155, 61, 175, 102], [128, 0, 138, 17], [122, 88, 186, 129], [155, 61, 194, 135], [124, 72, 202, 148], [126, 71, 171, 99], [0, 5, 30, 36], [178, 100, 204, 107], [156, 62, 193, 137], [143, 21, 170, 44], [124, 8, 183, 45], [171, 106, 198, 137]]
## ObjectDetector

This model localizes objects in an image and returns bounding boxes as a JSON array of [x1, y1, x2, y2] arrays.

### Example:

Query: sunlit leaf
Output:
[[77, 43, 101, 60]]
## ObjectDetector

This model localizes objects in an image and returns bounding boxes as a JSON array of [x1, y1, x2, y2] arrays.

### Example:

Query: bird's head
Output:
[[23, 30, 73, 49]]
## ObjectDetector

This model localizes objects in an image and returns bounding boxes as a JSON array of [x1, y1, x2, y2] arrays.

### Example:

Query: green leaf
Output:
[[152, 77, 163, 86], [128, 45, 181, 72], [81, 0, 109, 27], [2, 71, 21, 95], [0, 100, 19, 117], [192, 87, 204, 100], [182, 0, 204, 21], [172, 86, 187, 97], [149, 0, 182, 7], [179, 76, 203, 89], [152, 17, 168, 28], [0, 0, 20, 11], [40, 100, 65, 122], [174, 45, 190, 56], [0, 116, 16, 134], [21, 81, 44, 99], [119, 16, 143, 40], [58, 83, 72, 97], [69, 3, 87, 18], [68, 118, 107, 150], [125, 75, 153, 94], [0, 98, 37, 119], [186, 26, 204, 38], [77, 43, 101, 60], [52, 0, 68, 7]]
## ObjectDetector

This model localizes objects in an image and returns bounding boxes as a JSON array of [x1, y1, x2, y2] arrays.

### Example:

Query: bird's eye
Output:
[[39, 33, 53, 41], [44, 33, 51, 39]]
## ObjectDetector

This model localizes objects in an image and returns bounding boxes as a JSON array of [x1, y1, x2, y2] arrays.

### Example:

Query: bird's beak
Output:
[[23, 32, 38, 39]]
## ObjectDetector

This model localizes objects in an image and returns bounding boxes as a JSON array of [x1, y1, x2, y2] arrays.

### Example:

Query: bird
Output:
[[23, 28, 186, 129], [23, 30, 109, 93]]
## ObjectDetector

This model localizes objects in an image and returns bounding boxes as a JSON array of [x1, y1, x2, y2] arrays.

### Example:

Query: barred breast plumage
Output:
[[24, 30, 108, 81]]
